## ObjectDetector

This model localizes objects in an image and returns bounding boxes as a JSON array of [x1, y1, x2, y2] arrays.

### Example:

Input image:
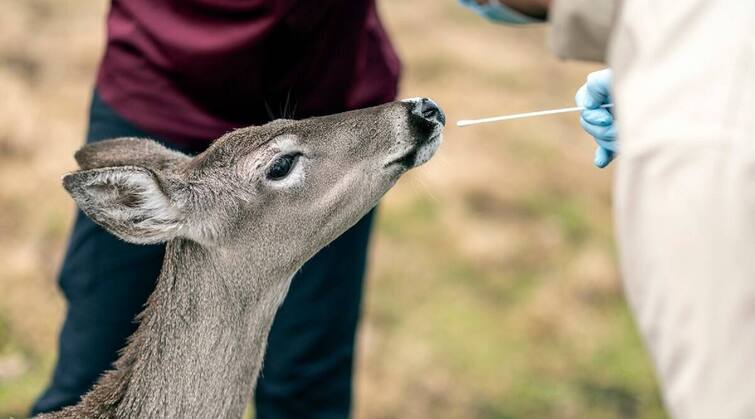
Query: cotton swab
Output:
[[456, 104, 614, 127]]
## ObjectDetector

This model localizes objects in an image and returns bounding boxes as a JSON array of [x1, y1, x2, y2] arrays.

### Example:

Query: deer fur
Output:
[[37, 98, 444, 419]]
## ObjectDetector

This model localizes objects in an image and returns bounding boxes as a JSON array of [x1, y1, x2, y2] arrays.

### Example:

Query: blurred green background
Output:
[[0, 1, 667, 418]]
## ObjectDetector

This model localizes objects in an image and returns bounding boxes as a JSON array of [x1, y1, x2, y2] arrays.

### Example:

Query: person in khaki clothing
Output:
[[460, 1, 755, 418]]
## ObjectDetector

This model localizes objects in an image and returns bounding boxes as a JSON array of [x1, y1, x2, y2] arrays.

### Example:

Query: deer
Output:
[[36, 98, 445, 419]]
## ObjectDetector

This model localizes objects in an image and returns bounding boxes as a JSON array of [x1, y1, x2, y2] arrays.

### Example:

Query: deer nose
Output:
[[419, 98, 446, 126]]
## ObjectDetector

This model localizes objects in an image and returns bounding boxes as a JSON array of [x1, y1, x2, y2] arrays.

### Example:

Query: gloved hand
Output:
[[458, 0, 538, 24], [575, 69, 617, 168]]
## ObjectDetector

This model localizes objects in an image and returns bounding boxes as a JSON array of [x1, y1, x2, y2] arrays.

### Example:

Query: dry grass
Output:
[[0, 1, 666, 418]]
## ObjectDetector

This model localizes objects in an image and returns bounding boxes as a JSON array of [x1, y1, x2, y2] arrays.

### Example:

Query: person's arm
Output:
[[458, 0, 549, 24], [459, 0, 617, 62], [497, 0, 549, 20], [549, 0, 617, 62]]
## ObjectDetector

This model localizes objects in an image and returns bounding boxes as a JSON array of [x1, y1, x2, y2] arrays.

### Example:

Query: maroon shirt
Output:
[[96, 0, 401, 147]]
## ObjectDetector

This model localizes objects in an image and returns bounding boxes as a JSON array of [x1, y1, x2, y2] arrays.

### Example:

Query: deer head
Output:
[[43, 98, 444, 419], [62, 98, 444, 275]]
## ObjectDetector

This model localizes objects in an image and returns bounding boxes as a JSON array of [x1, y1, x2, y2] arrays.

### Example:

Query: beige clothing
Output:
[[548, 0, 617, 62], [609, 1, 755, 418]]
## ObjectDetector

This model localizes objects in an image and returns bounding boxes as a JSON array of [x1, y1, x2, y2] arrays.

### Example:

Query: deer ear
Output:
[[74, 138, 191, 171], [63, 166, 185, 244]]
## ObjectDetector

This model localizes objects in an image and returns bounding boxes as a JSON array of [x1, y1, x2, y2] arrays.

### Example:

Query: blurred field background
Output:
[[0, 1, 667, 418]]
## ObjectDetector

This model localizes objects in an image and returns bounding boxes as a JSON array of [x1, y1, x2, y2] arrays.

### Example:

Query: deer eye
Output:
[[266, 153, 300, 180]]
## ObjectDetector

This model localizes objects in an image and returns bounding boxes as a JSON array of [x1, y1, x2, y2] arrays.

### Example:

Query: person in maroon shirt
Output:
[[32, 1, 399, 418]]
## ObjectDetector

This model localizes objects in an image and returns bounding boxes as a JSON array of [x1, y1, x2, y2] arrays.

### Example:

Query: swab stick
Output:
[[457, 104, 614, 127]]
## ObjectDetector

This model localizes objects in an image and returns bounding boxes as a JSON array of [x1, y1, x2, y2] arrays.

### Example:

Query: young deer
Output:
[[37, 98, 444, 419]]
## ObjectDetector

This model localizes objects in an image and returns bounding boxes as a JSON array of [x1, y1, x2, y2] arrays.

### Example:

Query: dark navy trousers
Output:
[[31, 93, 373, 419]]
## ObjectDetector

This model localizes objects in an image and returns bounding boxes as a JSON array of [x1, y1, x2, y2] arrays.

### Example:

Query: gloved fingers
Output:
[[576, 68, 616, 168], [581, 107, 613, 126], [580, 116, 617, 150], [593, 146, 615, 169], [583, 69, 613, 109], [576, 82, 610, 112], [575, 84, 590, 108], [595, 136, 618, 152]]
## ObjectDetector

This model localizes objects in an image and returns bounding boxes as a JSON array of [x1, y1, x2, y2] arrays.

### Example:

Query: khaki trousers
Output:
[[609, 1, 755, 418]]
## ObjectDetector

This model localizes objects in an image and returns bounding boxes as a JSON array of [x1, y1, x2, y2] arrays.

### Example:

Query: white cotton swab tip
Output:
[[456, 104, 614, 127]]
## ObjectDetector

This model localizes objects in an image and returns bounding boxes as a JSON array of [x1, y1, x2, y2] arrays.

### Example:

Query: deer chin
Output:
[[413, 132, 442, 167], [385, 133, 442, 169]]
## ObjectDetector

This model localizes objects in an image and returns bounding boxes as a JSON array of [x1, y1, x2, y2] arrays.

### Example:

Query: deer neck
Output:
[[67, 238, 294, 419]]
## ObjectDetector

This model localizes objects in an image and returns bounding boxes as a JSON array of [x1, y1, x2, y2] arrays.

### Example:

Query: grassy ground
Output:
[[0, 1, 667, 418]]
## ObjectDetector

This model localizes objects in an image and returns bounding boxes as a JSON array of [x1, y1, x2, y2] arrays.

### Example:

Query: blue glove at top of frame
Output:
[[458, 0, 539, 24], [575, 69, 617, 168]]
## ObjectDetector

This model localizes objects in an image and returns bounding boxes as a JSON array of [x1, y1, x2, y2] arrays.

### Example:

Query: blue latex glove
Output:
[[575, 69, 617, 168], [458, 0, 538, 24]]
